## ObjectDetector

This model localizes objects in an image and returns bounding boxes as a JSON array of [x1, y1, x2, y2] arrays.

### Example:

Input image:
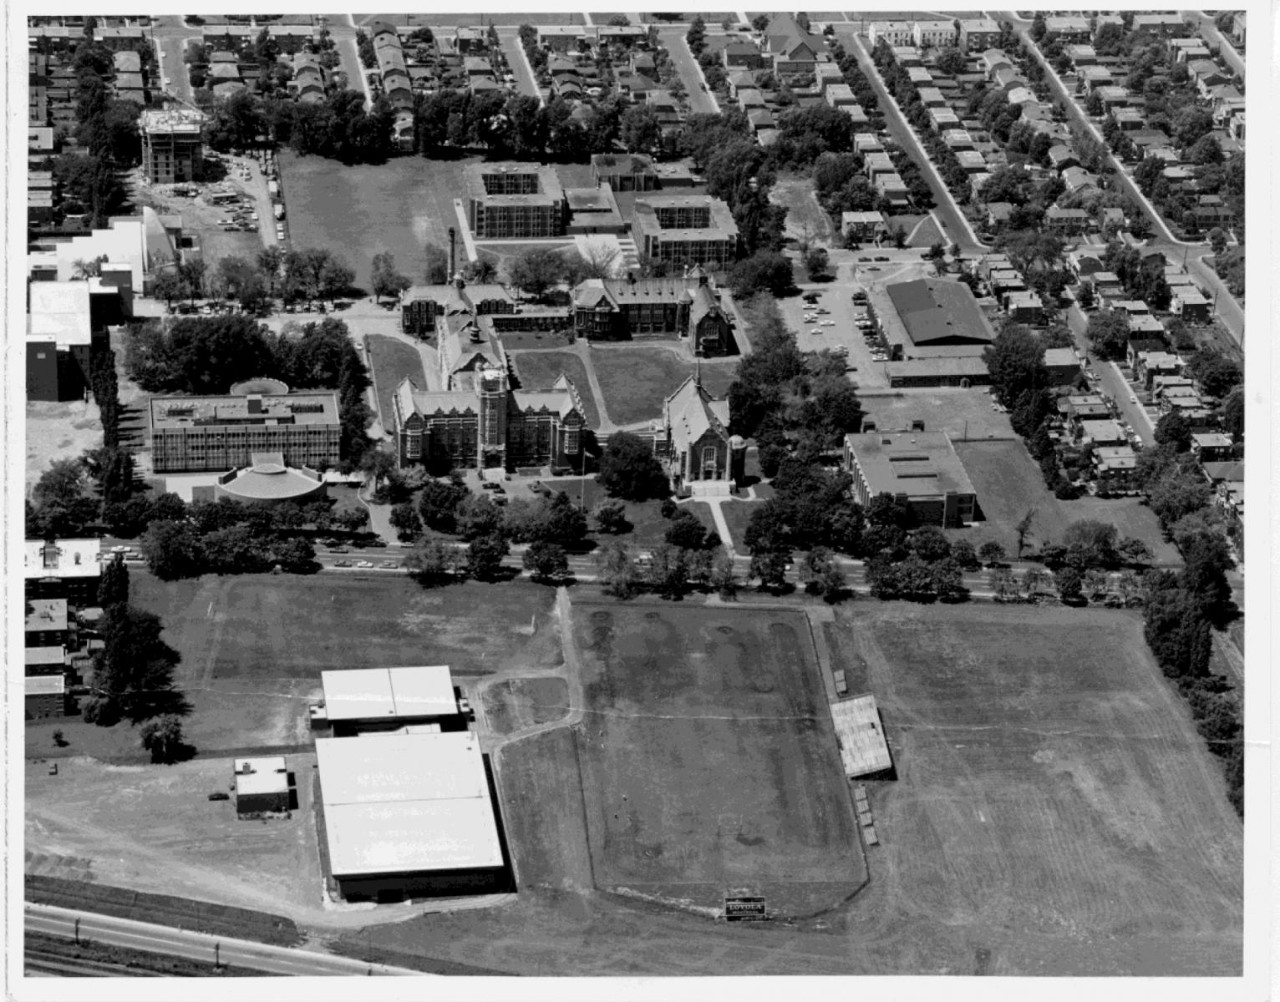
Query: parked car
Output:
[[333, 559, 353, 567], [355, 560, 374, 568], [380, 560, 398, 569], [208, 791, 230, 801]]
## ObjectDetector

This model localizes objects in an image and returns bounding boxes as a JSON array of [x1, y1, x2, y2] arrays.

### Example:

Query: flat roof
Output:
[[234, 756, 289, 796], [25, 538, 102, 579], [830, 695, 892, 777], [150, 392, 338, 429], [845, 430, 976, 500], [27, 676, 65, 697], [25, 597, 68, 632], [316, 731, 503, 876], [25, 647, 66, 666], [321, 666, 457, 723], [28, 280, 92, 346]]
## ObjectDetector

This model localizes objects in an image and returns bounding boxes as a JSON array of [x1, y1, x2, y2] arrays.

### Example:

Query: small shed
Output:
[[234, 756, 289, 814], [829, 694, 893, 778]]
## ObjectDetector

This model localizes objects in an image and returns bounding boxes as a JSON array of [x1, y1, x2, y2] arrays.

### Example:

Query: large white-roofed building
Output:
[[315, 731, 507, 901], [314, 666, 467, 736]]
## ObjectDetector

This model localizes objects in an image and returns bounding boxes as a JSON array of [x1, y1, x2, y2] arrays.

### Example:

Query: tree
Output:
[[140, 715, 189, 764], [1084, 309, 1130, 360], [1154, 410, 1192, 452], [800, 547, 845, 602], [978, 540, 1006, 566], [153, 269, 186, 309], [1219, 388, 1244, 441], [710, 548, 738, 599], [98, 553, 130, 607], [595, 540, 639, 599], [728, 251, 794, 298], [592, 500, 629, 534], [750, 547, 791, 593], [803, 246, 829, 279], [983, 323, 1048, 410], [405, 534, 456, 585], [597, 431, 668, 501], [418, 476, 469, 533], [1180, 531, 1234, 623], [269, 536, 317, 573], [619, 104, 663, 155], [1056, 565, 1083, 604], [987, 566, 1018, 602], [524, 540, 569, 583], [685, 16, 706, 54], [1144, 585, 1212, 680], [467, 532, 509, 580], [139, 520, 204, 581], [950, 539, 980, 571], [370, 251, 411, 302], [935, 47, 966, 75], [1117, 536, 1152, 566], [423, 242, 451, 284], [202, 524, 272, 575], [909, 526, 952, 563], [1014, 508, 1037, 558], [390, 501, 423, 542], [95, 604, 187, 723], [1062, 520, 1119, 569], [1207, 227, 1227, 258], [455, 493, 503, 541], [506, 246, 568, 300], [1186, 349, 1242, 399], [665, 509, 714, 550]]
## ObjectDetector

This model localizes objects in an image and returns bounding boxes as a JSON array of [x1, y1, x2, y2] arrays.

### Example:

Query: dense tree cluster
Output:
[[596, 432, 669, 502], [85, 604, 188, 727]]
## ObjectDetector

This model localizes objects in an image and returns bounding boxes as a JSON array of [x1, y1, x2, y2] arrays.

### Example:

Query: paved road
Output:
[[659, 29, 721, 116], [838, 29, 987, 253], [1062, 305, 1155, 447], [25, 903, 427, 977], [1184, 11, 1246, 78], [496, 27, 544, 105]]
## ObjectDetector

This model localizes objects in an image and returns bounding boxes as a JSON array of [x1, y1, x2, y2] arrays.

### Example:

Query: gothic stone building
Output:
[[570, 266, 734, 357]]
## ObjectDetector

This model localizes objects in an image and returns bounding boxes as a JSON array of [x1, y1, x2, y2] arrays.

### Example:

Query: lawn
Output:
[[820, 602, 1242, 975], [568, 602, 865, 916], [480, 677, 570, 736], [953, 439, 1174, 561], [590, 348, 737, 426], [509, 350, 601, 428], [717, 497, 761, 551], [279, 151, 473, 290], [128, 572, 562, 683], [366, 334, 426, 430], [534, 478, 719, 550]]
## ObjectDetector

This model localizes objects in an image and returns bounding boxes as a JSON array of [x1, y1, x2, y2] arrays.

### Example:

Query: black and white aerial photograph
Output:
[[7, 4, 1268, 999]]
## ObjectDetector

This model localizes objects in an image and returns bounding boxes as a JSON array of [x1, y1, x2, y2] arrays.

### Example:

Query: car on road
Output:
[[381, 560, 398, 569], [333, 559, 352, 567], [530, 480, 551, 495], [1129, 394, 1137, 403], [875, 256, 890, 262], [355, 560, 374, 568], [821, 320, 835, 326]]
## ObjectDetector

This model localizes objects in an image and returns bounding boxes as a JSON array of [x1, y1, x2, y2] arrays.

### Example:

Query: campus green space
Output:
[[508, 350, 601, 428], [365, 334, 426, 430], [590, 348, 737, 426]]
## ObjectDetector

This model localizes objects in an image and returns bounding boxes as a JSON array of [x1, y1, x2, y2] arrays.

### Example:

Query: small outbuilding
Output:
[[234, 756, 290, 814], [829, 694, 893, 779]]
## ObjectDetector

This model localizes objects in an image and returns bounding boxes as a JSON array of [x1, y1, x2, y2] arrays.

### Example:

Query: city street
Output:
[[496, 26, 544, 104], [1063, 304, 1155, 447], [658, 29, 721, 116], [834, 27, 987, 254], [1182, 10, 1246, 78]]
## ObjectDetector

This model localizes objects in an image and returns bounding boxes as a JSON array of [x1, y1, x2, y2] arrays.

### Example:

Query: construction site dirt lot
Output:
[[25, 755, 325, 919], [568, 602, 866, 917], [128, 571, 562, 683]]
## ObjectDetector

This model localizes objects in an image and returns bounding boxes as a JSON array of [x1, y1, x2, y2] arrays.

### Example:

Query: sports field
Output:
[[821, 602, 1242, 975], [569, 602, 866, 916], [365, 334, 426, 431], [129, 572, 561, 683], [279, 151, 474, 289]]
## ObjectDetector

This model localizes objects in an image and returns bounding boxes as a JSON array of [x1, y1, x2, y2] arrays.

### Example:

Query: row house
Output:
[[957, 18, 1001, 52], [1134, 350, 1183, 388], [867, 21, 913, 47], [1131, 14, 1189, 37], [1190, 432, 1234, 463], [722, 40, 767, 71], [1044, 206, 1091, 234], [912, 21, 955, 49], [1043, 16, 1090, 41], [1065, 44, 1096, 67], [1171, 288, 1211, 323], [1005, 289, 1044, 324], [890, 45, 921, 67], [979, 49, 1011, 78]]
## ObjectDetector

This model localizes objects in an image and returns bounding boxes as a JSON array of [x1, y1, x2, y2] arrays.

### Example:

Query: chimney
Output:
[[448, 227, 456, 281]]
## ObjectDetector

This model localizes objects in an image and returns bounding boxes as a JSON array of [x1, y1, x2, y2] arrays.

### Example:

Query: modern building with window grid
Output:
[[149, 392, 340, 473], [464, 162, 566, 238], [630, 193, 739, 269]]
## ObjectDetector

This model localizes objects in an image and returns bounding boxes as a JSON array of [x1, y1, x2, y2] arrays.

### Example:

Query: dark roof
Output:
[[886, 279, 994, 346]]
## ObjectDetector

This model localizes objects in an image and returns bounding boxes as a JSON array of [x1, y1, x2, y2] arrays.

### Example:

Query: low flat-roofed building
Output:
[[315, 731, 506, 901], [234, 757, 290, 814], [883, 356, 990, 388], [1043, 347, 1080, 384], [829, 695, 893, 778], [25, 646, 67, 676], [1079, 419, 1127, 447], [1190, 432, 1234, 462], [884, 278, 995, 359], [317, 665, 463, 736], [25, 597, 69, 649], [843, 429, 977, 527], [26, 675, 66, 720]]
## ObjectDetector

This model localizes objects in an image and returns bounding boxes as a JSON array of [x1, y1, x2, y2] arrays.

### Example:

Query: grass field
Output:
[[509, 350, 602, 428], [953, 439, 1175, 561], [717, 497, 760, 550], [530, 478, 718, 550], [279, 151, 473, 290], [569, 602, 866, 916], [366, 335, 426, 430], [821, 601, 1242, 975], [590, 348, 737, 426], [128, 572, 561, 682], [481, 677, 570, 736]]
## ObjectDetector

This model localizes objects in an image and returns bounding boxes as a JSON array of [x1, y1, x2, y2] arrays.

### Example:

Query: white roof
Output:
[[234, 757, 289, 796], [321, 666, 457, 723], [27, 281, 92, 347], [25, 539, 102, 579], [830, 696, 893, 777], [316, 732, 503, 876], [26, 676, 65, 696], [25, 647, 66, 666]]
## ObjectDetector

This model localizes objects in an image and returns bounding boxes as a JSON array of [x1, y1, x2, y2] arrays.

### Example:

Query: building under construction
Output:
[[139, 108, 205, 184]]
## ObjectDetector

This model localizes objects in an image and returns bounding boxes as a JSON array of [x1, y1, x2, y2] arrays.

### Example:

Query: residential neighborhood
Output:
[[18, 10, 1251, 989]]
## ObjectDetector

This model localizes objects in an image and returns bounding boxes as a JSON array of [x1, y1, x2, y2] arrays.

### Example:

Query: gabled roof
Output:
[[664, 375, 729, 454]]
